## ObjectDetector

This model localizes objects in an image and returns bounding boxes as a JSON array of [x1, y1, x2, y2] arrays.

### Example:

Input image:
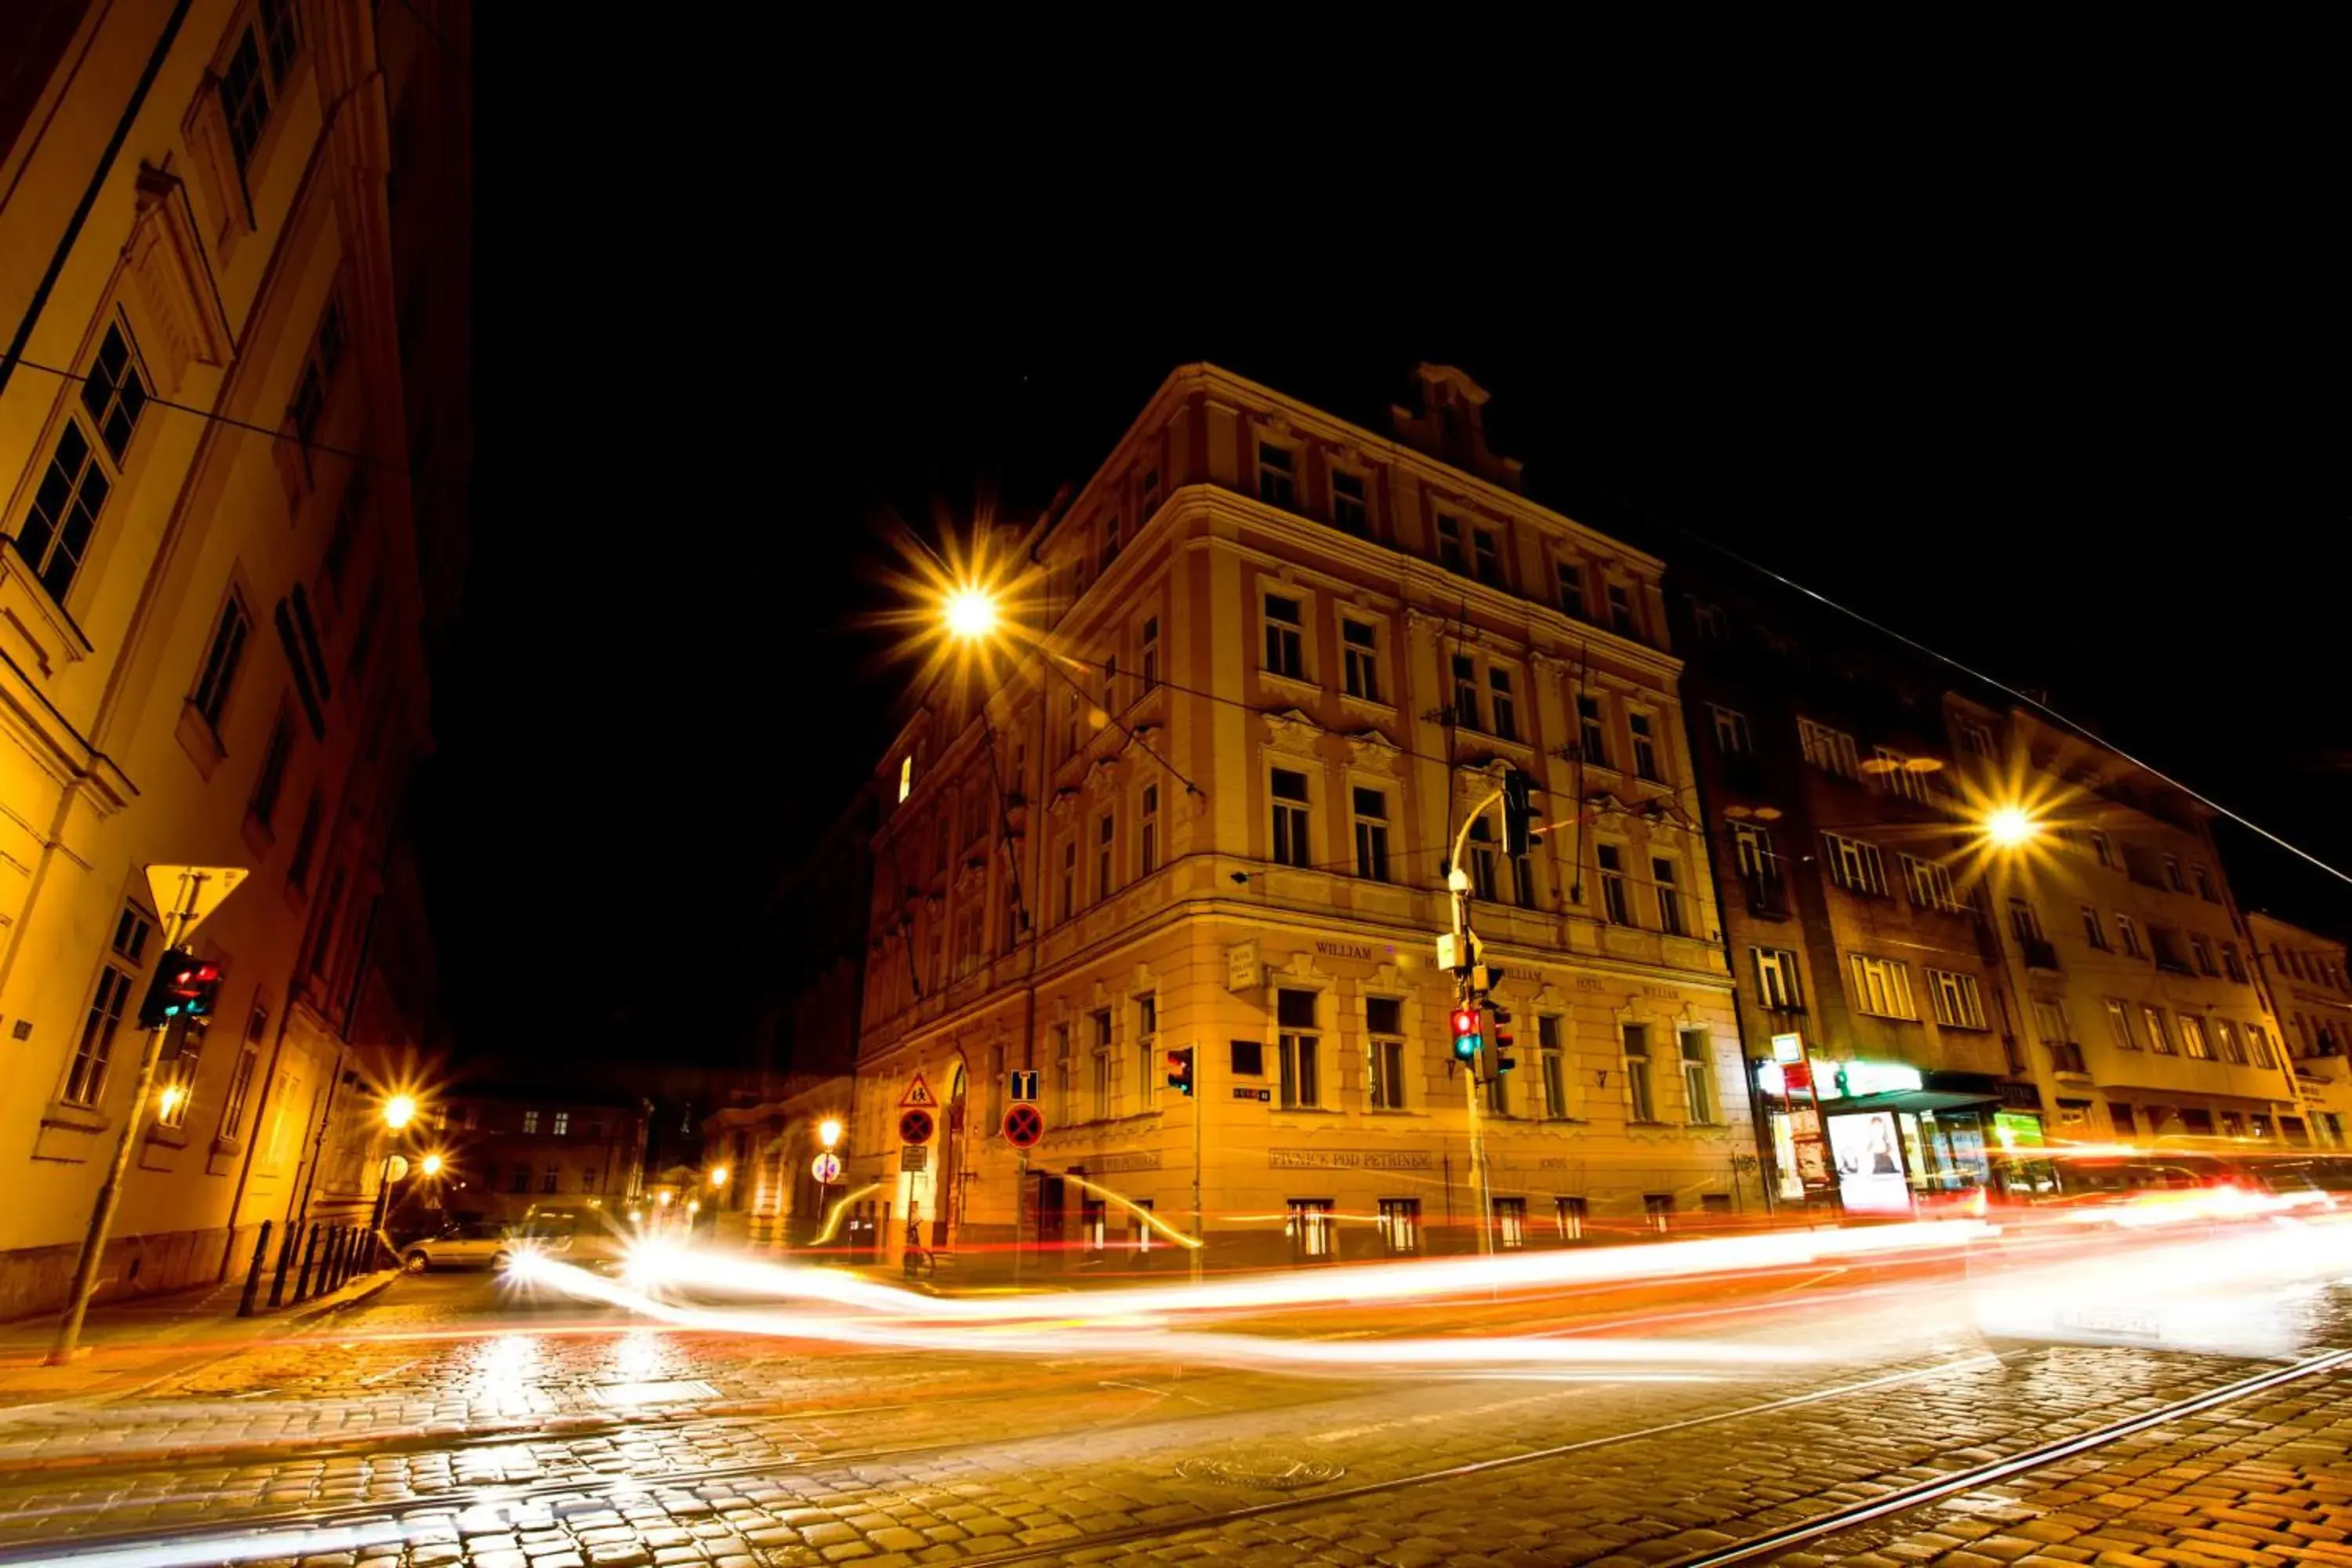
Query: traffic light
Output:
[[1450, 1006, 1483, 1062], [1491, 1007, 1518, 1073], [1501, 769, 1536, 857], [138, 949, 222, 1030], [1165, 1047, 1194, 1096]]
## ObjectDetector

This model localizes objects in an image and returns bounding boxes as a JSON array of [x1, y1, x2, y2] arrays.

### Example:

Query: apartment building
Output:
[[0, 0, 467, 1314], [426, 1087, 648, 1231], [2248, 911, 2352, 1146], [848, 364, 1755, 1274]]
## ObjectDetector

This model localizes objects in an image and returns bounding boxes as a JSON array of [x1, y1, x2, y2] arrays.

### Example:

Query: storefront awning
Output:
[[1823, 1087, 2001, 1116]]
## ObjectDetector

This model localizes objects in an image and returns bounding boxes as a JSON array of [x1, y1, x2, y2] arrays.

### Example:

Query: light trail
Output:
[[805, 1183, 881, 1247], [1044, 1170, 1203, 1249]]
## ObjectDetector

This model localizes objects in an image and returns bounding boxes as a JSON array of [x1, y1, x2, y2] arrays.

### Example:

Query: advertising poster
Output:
[[1828, 1110, 1912, 1214]]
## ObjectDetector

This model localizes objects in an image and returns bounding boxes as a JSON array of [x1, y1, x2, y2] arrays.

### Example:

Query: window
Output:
[[581, 1168, 600, 1193], [1367, 997, 1406, 1110], [1557, 1196, 1588, 1240], [1092, 1033, 1114, 1121], [1754, 947, 1804, 1011], [1140, 616, 1160, 692], [1097, 814, 1116, 902], [1644, 1193, 1675, 1233], [542, 1165, 560, 1193], [1058, 840, 1076, 922], [2179, 1014, 2212, 1059], [2246, 1022, 2277, 1069], [1472, 526, 1503, 587], [2088, 830, 2114, 868], [1136, 994, 1159, 1107], [1598, 844, 1631, 924], [1538, 1015, 1568, 1119], [2194, 865, 2216, 901], [218, 1004, 266, 1140], [16, 326, 153, 603], [550, 1110, 570, 1137], [1623, 1024, 1656, 1121], [1734, 822, 1775, 880], [220, 0, 299, 169], [2118, 915, 2145, 959], [1679, 1029, 1715, 1123], [1824, 833, 1888, 897], [1270, 769, 1312, 868], [1486, 1028, 1511, 1116], [1509, 831, 1534, 909], [1258, 442, 1295, 509], [1100, 511, 1120, 568], [1488, 666, 1518, 742], [1262, 594, 1304, 679], [1902, 855, 1962, 913], [2213, 1018, 2246, 1064], [1138, 785, 1160, 877], [1692, 601, 1726, 639], [1577, 695, 1609, 768], [1331, 470, 1367, 535], [1493, 1196, 1527, 1250], [1230, 1039, 1265, 1076], [1277, 989, 1319, 1109], [1556, 561, 1586, 619], [1341, 619, 1380, 702], [2220, 942, 2246, 984], [1849, 954, 1918, 1019], [2143, 1006, 2175, 1054], [2081, 905, 2111, 950], [1451, 655, 1481, 730], [249, 707, 295, 825], [63, 903, 154, 1106], [1629, 712, 1660, 782], [1873, 747, 1934, 805], [898, 756, 913, 803], [2034, 996, 2081, 1073], [1377, 1197, 1420, 1254], [1653, 858, 1685, 936], [1139, 467, 1160, 524], [2190, 934, 2217, 975], [1351, 786, 1390, 881], [1606, 583, 1636, 638], [2103, 998, 2140, 1051], [1468, 818, 1499, 902], [1798, 718, 1861, 780], [1709, 705, 1751, 754], [1436, 514, 1466, 573], [1287, 1199, 1335, 1261], [1957, 719, 1995, 760], [1926, 969, 1987, 1029], [522, 1109, 540, 1134], [2163, 854, 2185, 893], [510, 1167, 529, 1193]]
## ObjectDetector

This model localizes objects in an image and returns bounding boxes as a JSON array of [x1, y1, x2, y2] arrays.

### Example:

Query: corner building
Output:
[[851, 365, 1755, 1273], [2246, 912, 2352, 1148]]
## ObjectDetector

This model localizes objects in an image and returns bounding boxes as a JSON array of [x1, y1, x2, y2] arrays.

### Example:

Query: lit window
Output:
[[1753, 947, 1803, 1011], [1902, 855, 1962, 913], [553, 1111, 569, 1137], [2143, 1005, 2175, 1054], [521, 1109, 539, 1134], [2179, 1014, 2212, 1059], [1492, 1196, 1526, 1249], [1797, 718, 1861, 780], [897, 756, 913, 802], [1926, 969, 1986, 1029], [1824, 833, 1888, 897], [2103, 998, 2139, 1051], [1377, 1197, 1419, 1254], [1287, 1198, 1335, 1261], [1849, 953, 1917, 1019]]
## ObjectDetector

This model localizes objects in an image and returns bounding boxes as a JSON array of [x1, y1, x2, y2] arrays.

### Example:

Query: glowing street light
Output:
[[818, 1117, 844, 1150], [382, 1093, 418, 1131], [369, 1094, 422, 1243], [156, 1083, 187, 1120], [1983, 806, 2041, 849], [943, 586, 1000, 642], [708, 1165, 731, 1189], [419, 1152, 445, 1178]]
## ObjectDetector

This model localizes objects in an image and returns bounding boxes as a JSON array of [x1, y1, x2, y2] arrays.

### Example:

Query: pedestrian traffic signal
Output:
[[1502, 769, 1536, 856], [138, 949, 222, 1029], [1450, 1006, 1483, 1062], [1492, 1007, 1517, 1073], [1166, 1047, 1194, 1096]]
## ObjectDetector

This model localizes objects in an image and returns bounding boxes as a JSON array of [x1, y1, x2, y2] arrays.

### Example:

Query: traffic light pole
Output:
[[1444, 781, 1509, 1261], [1191, 1071, 1205, 1285], [45, 894, 201, 1365]]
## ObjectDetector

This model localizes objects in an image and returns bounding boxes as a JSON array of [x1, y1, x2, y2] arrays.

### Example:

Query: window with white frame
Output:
[[1926, 968, 1986, 1029], [1900, 854, 1962, 913], [1653, 857, 1685, 936], [1849, 953, 1917, 1019], [1351, 786, 1390, 881], [1488, 666, 1518, 742], [1287, 1198, 1335, 1261], [1277, 989, 1319, 1109], [1451, 655, 1481, 730], [2194, 864, 2217, 901], [1257, 441, 1295, 509], [1367, 996, 1406, 1110], [2118, 914, 2145, 958], [2143, 1004, 2174, 1054], [2246, 1022, 2277, 1068], [1377, 1197, 1419, 1254], [2101, 998, 2139, 1050], [1577, 694, 1609, 768], [1509, 829, 1534, 909], [1139, 784, 1160, 877], [2031, 996, 2076, 1052], [1623, 1024, 1657, 1121], [1710, 705, 1751, 754], [218, 1003, 267, 1141], [1754, 947, 1804, 1010], [1824, 833, 1888, 897], [2088, 829, 2114, 868], [2220, 941, 2246, 983], [1733, 822, 1775, 880], [1436, 514, 1466, 574], [1271, 769, 1312, 868], [1538, 1014, 1568, 1119], [2082, 905, 2111, 950], [1692, 601, 1726, 639], [1598, 843, 1631, 924], [1624, 711, 1659, 782], [1798, 717, 1861, 780], [1331, 469, 1367, 535], [1262, 593, 1304, 679], [1557, 1196, 1588, 1240], [553, 1110, 570, 1136], [522, 1109, 540, 1134], [15, 320, 153, 604], [1492, 1196, 1527, 1249], [2163, 853, 2185, 892], [1679, 1029, 1715, 1123], [2214, 1018, 2246, 1064], [2178, 1014, 2212, 1060], [2190, 933, 2217, 975], [1341, 618, 1381, 702], [63, 902, 154, 1107], [1872, 747, 1934, 804]]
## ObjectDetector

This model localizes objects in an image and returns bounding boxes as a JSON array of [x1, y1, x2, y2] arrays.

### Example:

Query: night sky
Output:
[[422, 55, 2341, 1067]]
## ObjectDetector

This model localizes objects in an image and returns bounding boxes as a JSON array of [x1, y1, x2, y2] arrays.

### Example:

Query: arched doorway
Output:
[[935, 1058, 967, 1248]]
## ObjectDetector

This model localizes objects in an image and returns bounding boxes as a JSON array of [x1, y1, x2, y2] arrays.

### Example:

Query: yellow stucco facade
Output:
[[848, 365, 1757, 1273], [2248, 912, 2352, 1146]]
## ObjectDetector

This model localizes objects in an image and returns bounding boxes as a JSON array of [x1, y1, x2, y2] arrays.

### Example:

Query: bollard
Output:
[[295, 1221, 323, 1301], [328, 1227, 350, 1290], [267, 1218, 297, 1308], [235, 1221, 274, 1318]]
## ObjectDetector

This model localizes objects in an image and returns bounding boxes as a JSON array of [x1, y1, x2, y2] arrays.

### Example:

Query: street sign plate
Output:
[[900, 1073, 935, 1108], [811, 1151, 841, 1183], [902, 1144, 929, 1171], [1009, 1069, 1039, 1104], [143, 865, 246, 939], [1232, 1087, 1271, 1102], [1002, 1103, 1044, 1149], [898, 1108, 935, 1146]]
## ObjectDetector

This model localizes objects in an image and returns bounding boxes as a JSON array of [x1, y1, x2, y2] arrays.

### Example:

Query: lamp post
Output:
[[368, 1094, 419, 1243]]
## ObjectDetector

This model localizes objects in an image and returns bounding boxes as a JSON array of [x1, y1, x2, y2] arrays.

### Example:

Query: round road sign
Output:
[[898, 1108, 935, 1146], [810, 1151, 841, 1184], [1002, 1103, 1044, 1149]]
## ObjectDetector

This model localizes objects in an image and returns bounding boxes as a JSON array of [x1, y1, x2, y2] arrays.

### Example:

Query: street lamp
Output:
[[818, 1118, 844, 1150], [419, 1152, 445, 1178], [369, 1093, 423, 1243], [943, 585, 1000, 642], [382, 1094, 417, 1131], [1983, 806, 2041, 849], [708, 1165, 730, 1189]]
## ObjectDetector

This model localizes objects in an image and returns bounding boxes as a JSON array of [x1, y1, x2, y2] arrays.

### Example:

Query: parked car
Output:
[[400, 1220, 518, 1272]]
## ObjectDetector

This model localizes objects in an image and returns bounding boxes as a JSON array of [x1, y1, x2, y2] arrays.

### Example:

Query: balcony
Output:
[[2019, 935, 2060, 972]]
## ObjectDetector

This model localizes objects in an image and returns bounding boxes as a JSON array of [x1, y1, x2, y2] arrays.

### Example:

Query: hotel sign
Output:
[[1226, 939, 1261, 992], [1314, 940, 1374, 960]]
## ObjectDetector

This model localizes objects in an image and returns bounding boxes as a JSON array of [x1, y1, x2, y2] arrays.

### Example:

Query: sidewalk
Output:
[[0, 1266, 400, 1412]]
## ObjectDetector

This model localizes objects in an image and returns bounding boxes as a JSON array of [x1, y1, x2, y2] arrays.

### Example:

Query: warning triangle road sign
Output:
[[143, 865, 248, 941], [899, 1073, 936, 1109]]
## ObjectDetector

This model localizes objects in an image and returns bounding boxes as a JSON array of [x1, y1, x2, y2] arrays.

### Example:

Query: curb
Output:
[[282, 1269, 401, 1326]]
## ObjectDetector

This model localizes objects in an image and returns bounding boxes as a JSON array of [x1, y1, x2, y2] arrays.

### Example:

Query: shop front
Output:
[[1812, 1061, 2001, 1217]]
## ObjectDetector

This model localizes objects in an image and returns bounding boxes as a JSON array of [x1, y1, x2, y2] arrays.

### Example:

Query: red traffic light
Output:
[[1450, 1007, 1479, 1036], [140, 948, 224, 1028]]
